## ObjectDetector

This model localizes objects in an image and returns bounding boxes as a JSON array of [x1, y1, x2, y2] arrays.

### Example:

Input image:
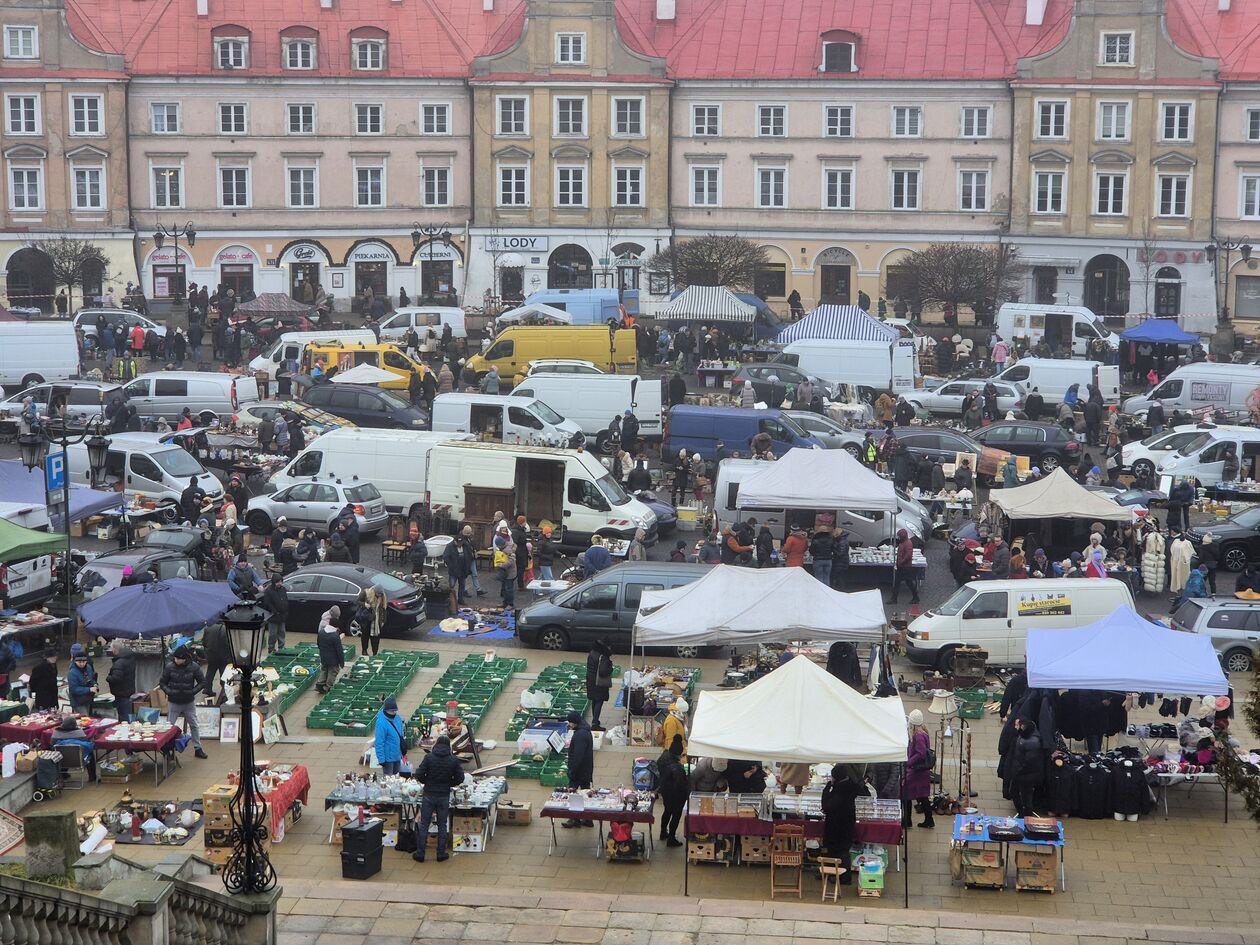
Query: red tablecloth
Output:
[[262, 766, 311, 837], [0, 716, 115, 748], [93, 725, 179, 754], [541, 805, 654, 825], [685, 814, 901, 845]]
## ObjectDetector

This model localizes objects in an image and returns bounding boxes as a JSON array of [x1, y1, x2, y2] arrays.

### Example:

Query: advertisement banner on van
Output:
[[1017, 592, 1072, 617], [1190, 381, 1229, 403]]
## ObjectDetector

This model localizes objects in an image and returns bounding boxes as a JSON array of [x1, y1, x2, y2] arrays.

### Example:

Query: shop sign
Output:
[[415, 241, 463, 262], [817, 247, 856, 265], [1017, 592, 1071, 616], [485, 235, 549, 252], [148, 247, 191, 265], [1136, 249, 1205, 265], [292, 245, 318, 261], [216, 247, 257, 265], [349, 243, 394, 262]]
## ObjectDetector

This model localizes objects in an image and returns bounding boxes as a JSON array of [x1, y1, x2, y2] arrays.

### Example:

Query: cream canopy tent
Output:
[[989, 467, 1129, 522], [687, 655, 909, 764], [330, 363, 398, 385], [495, 302, 573, 325], [735, 447, 897, 511], [634, 564, 886, 646]]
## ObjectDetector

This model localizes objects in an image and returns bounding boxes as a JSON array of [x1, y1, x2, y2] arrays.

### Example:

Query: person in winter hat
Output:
[[374, 698, 407, 776], [160, 646, 208, 758]]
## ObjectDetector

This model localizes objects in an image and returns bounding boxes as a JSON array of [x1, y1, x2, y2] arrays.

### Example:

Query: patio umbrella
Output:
[[78, 579, 241, 640]]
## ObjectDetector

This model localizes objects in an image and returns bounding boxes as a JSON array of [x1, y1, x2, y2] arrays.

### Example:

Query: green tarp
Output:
[[0, 517, 63, 564]]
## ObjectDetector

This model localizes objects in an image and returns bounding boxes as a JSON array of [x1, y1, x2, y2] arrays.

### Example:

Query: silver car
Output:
[[74, 308, 167, 344], [0, 380, 122, 424], [1170, 598, 1260, 673], [905, 379, 1024, 417], [245, 479, 388, 537]]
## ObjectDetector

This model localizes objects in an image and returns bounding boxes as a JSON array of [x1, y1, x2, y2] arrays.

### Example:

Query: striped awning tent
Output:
[[658, 285, 756, 323], [777, 305, 897, 344]]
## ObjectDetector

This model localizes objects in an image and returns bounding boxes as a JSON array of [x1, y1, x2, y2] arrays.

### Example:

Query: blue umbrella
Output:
[[79, 579, 241, 640]]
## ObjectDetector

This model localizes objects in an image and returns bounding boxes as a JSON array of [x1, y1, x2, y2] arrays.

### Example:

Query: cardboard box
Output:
[[148, 687, 169, 711], [70, 521, 86, 538], [496, 801, 532, 825], [687, 840, 717, 862], [201, 846, 233, 864], [739, 837, 769, 864], [203, 784, 236, 814], [961, 848, 1002, 869], [1016, 866, 1056, 892], [204, 828, 234, 847], [452, 815, 484, 836], [205, 814, 233, 831], [963, 865, 1006, 888], [1014, 847, 1055, 867]]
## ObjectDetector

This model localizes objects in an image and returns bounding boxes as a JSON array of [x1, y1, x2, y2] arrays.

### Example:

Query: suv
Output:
[[74, 308, 167, 344], [969, 421, 1081, 472], [298, 381, 428, 430], [1187, 505, 1260, 572], [1170, 598, 1260, 673]]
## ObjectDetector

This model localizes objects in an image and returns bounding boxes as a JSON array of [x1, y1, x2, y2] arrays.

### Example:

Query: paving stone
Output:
[[323, 918, 375, 934], [333, 901, 385, 918], [695, 934, 746, 945], [936, 931, 984, 945], [509, 925, 560, 943], [292, 899, 340, 917], [866, 912, 940, 929], [602, 929, 652, 945], [981, 934, 1030, 945], [418, 920, 468, 938], [557, 928, 607, 944], [840, 926, 889, 942], [1029, 935, 1079, 945], [367, 918, 420, 937], [280, 916, 331, 932], [699, 917, 747, 934], [563, 912, 613, 929], [884, 927, 936, 945], [276, 934, 319, 945], [1147, 931, 1242, 945], [648, 932, 696, 945], [462, 923, 514, 940], [313, 935, 364, 945], [653, 915, 701, 932], [428, 905, 484, 922], [609, 914, 647, 929], [697, 901, 774, 919]]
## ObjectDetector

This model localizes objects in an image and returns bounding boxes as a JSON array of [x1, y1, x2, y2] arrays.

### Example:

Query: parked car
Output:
[[1187, 506, 1260, 572], [244, 480, 388, 537], [1085, 485, 1167, 508], [779, 410, 861, 450], [77, 549, 201, 595], [968, 421, 1082, 472], [905, 379, 1024, 418], [74, 308, 167, 345], [0, 380, 122, 425], [297, 380, 429, 430], [230, 313, 318, 346], [235, 401, 353, 434], [1170, 598, 1260, 673], [527, 359, 605, 376], [628, 490, 677, 536], [1120, 425, 1225, 482], [730, 363, 834, 407], [280, 563, 425, 636], [140, 526, 207, 555]]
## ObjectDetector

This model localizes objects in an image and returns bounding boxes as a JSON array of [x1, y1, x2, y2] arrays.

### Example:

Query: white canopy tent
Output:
[[330, 363, 397, 385], [687, 655, 909, 764], [657, 285, 756, 323], [634, 565, 886, 647], [990, 467, 1129, 522], [495, 302, 573, 325], [1027, 606, 1229, 695], [735, 447, 897, 512]]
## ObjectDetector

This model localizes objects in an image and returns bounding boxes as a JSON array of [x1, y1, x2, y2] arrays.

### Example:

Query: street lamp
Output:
[[220, 602, 277, 895], [17, 420, 111, 617], [152, 221, 197, 303], [1204, 239, 1253, 324], [411, 223, 452, 304]]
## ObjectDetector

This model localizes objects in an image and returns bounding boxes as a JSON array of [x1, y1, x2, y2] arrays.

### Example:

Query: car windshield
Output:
[[530, 400, 565, 425], [1176, 433, 1212, 456], [933, 586, 975, 617], [596, 473, 630, 506], [344, 484, 382, 503], [1230, 506, 1260, 529], [778, 414, 809, 438], [1171, 599, 1206, 629], [144, 531, 189, 548], [376, 389, 411, 410], [368, 572, 413, 595], [153, 448, 208, 477], [1139, 431, 1175, 447]]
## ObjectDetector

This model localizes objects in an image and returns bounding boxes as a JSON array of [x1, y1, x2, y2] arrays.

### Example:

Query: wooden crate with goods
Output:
[[1015, 846, 1056, 893], [496, 800, 532, 825]]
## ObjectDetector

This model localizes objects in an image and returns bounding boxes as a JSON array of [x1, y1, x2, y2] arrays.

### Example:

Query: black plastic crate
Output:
[[340, 819, 383, 855], [341, 848, 382, 880]]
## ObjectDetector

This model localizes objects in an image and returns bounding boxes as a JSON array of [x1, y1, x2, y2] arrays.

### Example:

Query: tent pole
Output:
[[903, 760, 909, 909]]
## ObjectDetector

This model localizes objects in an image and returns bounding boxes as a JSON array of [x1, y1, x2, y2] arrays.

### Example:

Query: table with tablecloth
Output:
[[93, 725, 180, 785], [261, 765, 311, 838], [540, 803, 655, 858], [0, 715, 115, 748], [684, 812, 903, 867]]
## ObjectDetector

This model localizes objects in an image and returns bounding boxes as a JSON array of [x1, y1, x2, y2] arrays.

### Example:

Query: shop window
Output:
[[753, 263, 786, 298]]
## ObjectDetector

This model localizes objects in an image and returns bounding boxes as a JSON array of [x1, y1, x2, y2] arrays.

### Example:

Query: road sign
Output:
[[45, 451, 66, 492]]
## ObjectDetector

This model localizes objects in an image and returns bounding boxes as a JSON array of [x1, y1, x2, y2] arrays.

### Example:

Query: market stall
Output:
[[0, 460, 122, 531], [78, 578, 240, 641], [93, 720, 180, 785], [165, 429, 288, 483], [775, 305, 897, 345], [495, 303, 572, 326], [330, 364, 397, 386], [0, 711, 115, 747], [951, 814, 1065, 893], [990, 469, 1131, 525], [540, 788, 655, 859]]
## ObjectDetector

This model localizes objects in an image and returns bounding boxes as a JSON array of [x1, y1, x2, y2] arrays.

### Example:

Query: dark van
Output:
[[663, 405, 824, 462]]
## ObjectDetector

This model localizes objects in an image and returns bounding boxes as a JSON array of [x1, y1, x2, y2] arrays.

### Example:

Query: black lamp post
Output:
[[220, 602, 277, 895], [152, 222, 197, 303], [411, 223, 452, 303], [1204, 239, 1252, 324], [17, 420, 111, 616]]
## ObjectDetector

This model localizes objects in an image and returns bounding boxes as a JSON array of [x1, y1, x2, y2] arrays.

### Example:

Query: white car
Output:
[[526, 359, 605, 376], [882, 317, 932, 353], [905, 379, 1024, 418], [1121, 424, 1233, 481]]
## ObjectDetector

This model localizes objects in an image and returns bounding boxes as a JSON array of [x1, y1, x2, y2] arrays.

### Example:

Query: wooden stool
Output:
[[381, 541, 408, 564], [817, 857, 847, 903], [769, 824, 804, 899]]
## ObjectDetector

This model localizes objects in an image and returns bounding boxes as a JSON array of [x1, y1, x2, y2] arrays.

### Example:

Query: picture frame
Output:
[[261, 714, 287, 745], [648, 272, 671, 296], [331, 272, 345, 289], [219, 716, 240, 743], [195, 706, 221, 739]]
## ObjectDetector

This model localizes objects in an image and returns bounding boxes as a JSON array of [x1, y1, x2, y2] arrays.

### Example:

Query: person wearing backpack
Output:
[[656, 734, 688, 848], [905, 709, 934, 828]]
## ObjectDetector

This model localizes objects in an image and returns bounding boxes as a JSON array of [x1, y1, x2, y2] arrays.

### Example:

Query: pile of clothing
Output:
[[1037, 747, 1156, 820]]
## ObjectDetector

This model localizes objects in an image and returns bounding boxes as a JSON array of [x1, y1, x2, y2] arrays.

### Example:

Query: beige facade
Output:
[[1214, 85, 1260, 322]]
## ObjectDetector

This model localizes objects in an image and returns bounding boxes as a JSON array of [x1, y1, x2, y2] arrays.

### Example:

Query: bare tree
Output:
[[26, 236, 113, 310], [1137, 219, 1157, 313], [647, 234, 768, 293], [895, 243, 1024, 325]]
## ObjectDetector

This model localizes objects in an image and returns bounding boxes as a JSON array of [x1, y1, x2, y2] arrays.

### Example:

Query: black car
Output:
[[77, 549, 201, 594], [969, 421, 1082, 472], [298, 380, 428, 430], [1188, 506, 1260, 572], [140, 526, 206, 555], [730, 364, 833, 407], [281, 563, 425, 636]]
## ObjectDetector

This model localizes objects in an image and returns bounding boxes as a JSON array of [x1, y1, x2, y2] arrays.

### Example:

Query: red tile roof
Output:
[[1167, 0, 1260, 80]]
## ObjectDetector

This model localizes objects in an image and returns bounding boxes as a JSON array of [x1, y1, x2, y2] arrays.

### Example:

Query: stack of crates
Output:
[[856, 853, 886, 898], [259, 643, 351, 715], [305, 649, 438, 733], [954, 688, 988, 720], [504, 660, 620, 741], [408, 654, 526, 740]]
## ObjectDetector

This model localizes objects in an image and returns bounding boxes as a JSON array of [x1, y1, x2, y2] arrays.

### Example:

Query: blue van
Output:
[[524, 288, 626, 325], [663, 405, 824, 461]]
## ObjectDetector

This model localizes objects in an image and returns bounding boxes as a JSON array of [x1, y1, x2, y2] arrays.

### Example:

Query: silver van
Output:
[[121, 371, 259, 422], [67, 432, 224, 517]]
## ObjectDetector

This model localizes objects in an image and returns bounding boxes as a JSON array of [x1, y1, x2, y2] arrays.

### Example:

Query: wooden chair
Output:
[[769, 823, 805, 899], [817, 856, 847, 903]]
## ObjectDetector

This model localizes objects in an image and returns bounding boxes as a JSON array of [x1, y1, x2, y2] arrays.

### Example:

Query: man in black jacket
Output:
[[180, 477, 205, 524], [656, 735, 688, 847], [442, 535, 469, 605], [667, 372, 687, 408], [337, 505, 361, 563], [160, 647, 208, 758], [562, 711, 595, 829], [201, 619, 233, 699], [106, 640, 137, 722], [29, 651, 60, 711], [625, 457, 652, 493], [585, 640, 613, 730], [621, 409, 640, 453], [1024, 388, 1045, 422], [261, 574, 289, 653], [413, 734, 465, 863]]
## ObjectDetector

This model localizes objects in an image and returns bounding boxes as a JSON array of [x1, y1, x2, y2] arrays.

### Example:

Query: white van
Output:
[[1123, 363, 1260, 419], [425, 440, 657, 548], [378, 307, 467, 346], [510, 373, 663, 451], [249, 329, 376, 381], [992, 358, 1121, 406], [0, 321, 80, 387], [430, 393, 585, 448], [270, 428, 471, 517], [1156, 427, 1260, 487], [121, 371, 259, 422], [906, 578, 1135, 669], [67, 432, 224, 515], [778, 338, 919, 393], [996, 303, 1118, 358]]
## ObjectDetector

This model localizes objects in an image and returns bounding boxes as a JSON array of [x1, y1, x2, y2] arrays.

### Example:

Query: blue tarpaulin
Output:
[[1119, 320, 1200, 345], [78, 578, 240, 640], [0, 459, 121, 529], [776, 306, 897, 344]]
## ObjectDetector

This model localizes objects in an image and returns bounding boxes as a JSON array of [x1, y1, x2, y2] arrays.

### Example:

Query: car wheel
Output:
[[1224, 647, 1253, 674], [247, 510, 272, 535], [842, 444, 862, 460], [675, 646, 700, 660], [537, 626, 569, 651], [594, 431, 615, 455], [1131, 459, 1155, 481], [20, 373, 44, 388], [1038, 453, 1061, 472], [935, 646, 958, 674], [159, 503, 180, 523], [1221, 544, 1250, 573]]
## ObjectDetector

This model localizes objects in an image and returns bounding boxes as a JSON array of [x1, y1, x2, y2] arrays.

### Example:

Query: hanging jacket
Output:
[[1074, 763, 1113, 819], [1109, 762, 1152, 817], [1044, 759, 1077, 816]]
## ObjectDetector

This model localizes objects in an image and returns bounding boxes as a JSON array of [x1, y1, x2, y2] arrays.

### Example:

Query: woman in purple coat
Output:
[[904, 709, 934, 828]]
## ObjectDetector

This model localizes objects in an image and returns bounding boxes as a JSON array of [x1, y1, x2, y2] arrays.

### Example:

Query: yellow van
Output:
[[301, 342, 428, 390], [467, 326, 637, 381]]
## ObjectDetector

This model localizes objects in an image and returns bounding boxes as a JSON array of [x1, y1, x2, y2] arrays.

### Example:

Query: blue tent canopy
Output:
[[1119, 320, 1200, 345], [776, 306, 897, 344], [78, 578, 240, 640], [0, 460, 121, 530]]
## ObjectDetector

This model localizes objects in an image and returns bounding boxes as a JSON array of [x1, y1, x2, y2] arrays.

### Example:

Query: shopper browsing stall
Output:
[[656, 734, 688, 848], [412, 733, 465, 863], [905, 709, 934, 828]]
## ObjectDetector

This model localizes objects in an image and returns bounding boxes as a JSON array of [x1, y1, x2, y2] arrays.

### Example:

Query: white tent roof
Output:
[[736, 447, 897, 512], [658, 285, 756, 323], [634, 565, 887, 646], [777, 305, 896, 344], [990, 467, 1130, 522], [687, 656, 909, 764], [495, 302, 573, 325], [331, 363, 397, 385], [1028, 606, 1228, 695]]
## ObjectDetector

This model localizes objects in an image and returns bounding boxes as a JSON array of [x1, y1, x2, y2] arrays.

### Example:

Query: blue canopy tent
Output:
[[0, 459, 121, 530], [1119, 320, 1200, 345], [78, 578, 240, 640], [776, 305, 897, 344], [1027, 606, 1228, 695]]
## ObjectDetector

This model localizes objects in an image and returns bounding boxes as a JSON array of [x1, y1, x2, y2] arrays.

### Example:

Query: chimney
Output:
[[196, 0, 208, 15], [1219, 0, 1231, 10], [656, 0, 675, 20], [1025, 0, 1046, 25], [484, 0, 494, 9], [319, 0, 332, 8]]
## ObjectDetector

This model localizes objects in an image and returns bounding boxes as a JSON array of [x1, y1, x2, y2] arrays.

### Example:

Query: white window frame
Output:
[[215, 37, 248, 69], [150, 163, 184, 209], [423, 165, 451, 208], [287, 103, 315, 135], [1036, 100, 1068, 139], [1246, 108, 1260, 142], [960, 105, 990, 139], [1242, 175, 1260, 221], [1033, 169, 1066, 214], [284, 38, 315, 70], [218, 102, 247, 135], [218, 164, 251, 209], [497, 163, 529, 207], [823, 104, 854, 138], [820, 41, 856, 73], [612, 164, 644, 208], [1094, 170, 1128, 216], [5, 94, 40, 135], [69, 94, 103, 136], [689, 164, 720, 207], [554, 96, 587, 137], [756, 165, 787, 208], [757, 104, 786, 137], [890, 167, 921, 210], [286, 164, 318, 209], [1160, 101, 1194, 142], [496, 96, 528, 136], [3, 25, 38, 60], [612, 96, 645, 138], [691, 104, 720, 137], [1097, 100, 1130, 142], [959, 168, 989, 211], [1156, 172, 1190, 218], [421, 103, 450, 136], [555, 164, 587, 208], [822, 166, 854, 210], [7, 163, 43, 211], [150, 102, 180, 134], [892, 105, 922, 138], [354, 164, 385, 207], [354, 103, 383, 136], [1099, 30, 1134, 66], [555, 32, 586, 65], [71, 164, 105, 211], [353, 39, 384, 71]]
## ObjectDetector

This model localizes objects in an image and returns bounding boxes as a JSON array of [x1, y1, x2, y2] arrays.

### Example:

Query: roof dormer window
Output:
[[284, 38, 315, 70], [216, 37, 248, 69], [351, 28, 388, 71], [820, 30, 858, 73]]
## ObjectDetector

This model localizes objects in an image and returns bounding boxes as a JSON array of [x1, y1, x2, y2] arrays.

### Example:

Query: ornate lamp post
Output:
[[1204, 239, 1253, 324], [411, 223, 452, 303], [221, 602, 277, 895], [152, 222, 197, 303]]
